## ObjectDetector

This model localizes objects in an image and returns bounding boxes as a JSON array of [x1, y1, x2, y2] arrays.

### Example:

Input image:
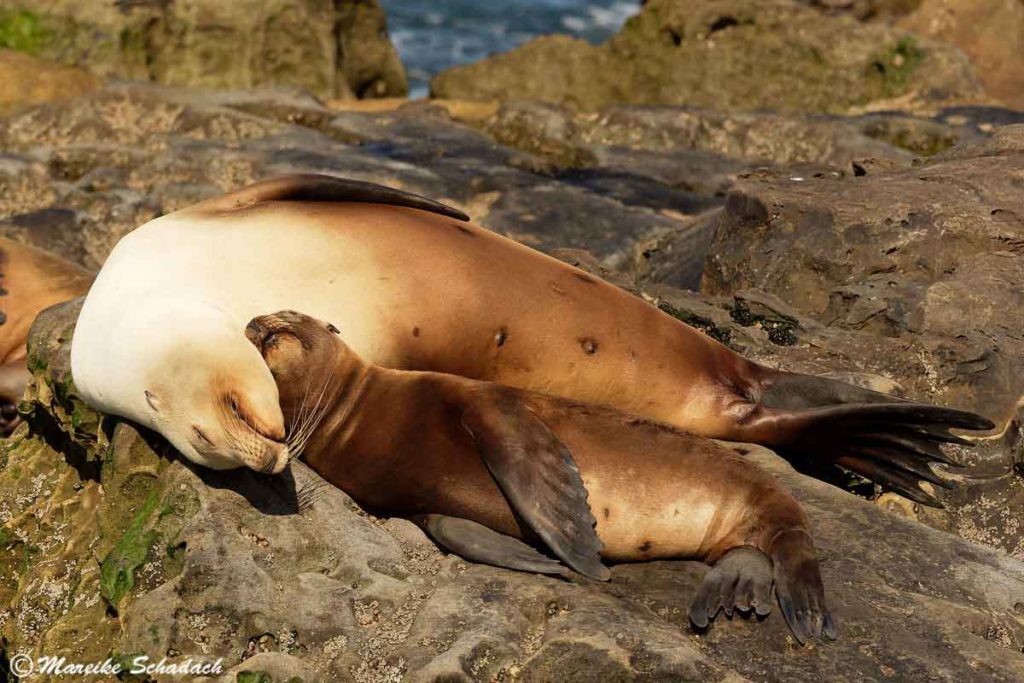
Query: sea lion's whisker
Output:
[[289, 367, 335, 461]]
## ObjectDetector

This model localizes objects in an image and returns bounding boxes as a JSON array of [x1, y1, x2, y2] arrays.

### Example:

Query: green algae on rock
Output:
[[0, 0, 406, 100]]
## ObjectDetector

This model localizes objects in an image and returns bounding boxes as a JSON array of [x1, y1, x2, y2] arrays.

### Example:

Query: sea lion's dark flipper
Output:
[[460, 387, 610, 581], [689, 547, 774, 630], [768, 530, 838, 645], [745, 371, 994, 506], [416, 514, 569, 576], [191, 174, 470, 221]]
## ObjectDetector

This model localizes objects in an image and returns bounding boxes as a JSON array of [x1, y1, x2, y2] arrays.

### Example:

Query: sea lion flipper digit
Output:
[[769, 529, 837, 645], [416, 514, 569, 576], [191, 174, 470, 221], [748, 371, 994, 506], [688, 547, 773, 630], [460, 387, 610, 582]]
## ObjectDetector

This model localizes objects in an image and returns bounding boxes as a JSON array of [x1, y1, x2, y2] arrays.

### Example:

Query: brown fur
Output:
[[0, 238, 93, 434], [249, 310, 814, 565]]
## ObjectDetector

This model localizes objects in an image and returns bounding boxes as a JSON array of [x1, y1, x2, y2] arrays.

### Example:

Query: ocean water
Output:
[[381, 0, 641, 98]]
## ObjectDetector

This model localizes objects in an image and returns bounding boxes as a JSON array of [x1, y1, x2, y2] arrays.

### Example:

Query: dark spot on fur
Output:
[[603, 507, 611, 519], [638, 541, 652, 553], [574, 273, 596, 285], [579, 337, 598, 355], [495, 327, 508, 347], [732, 447, 750, 456], [451, 222, 475, 237], [412, 326, 421, 337], [0, 287, 8, 296]]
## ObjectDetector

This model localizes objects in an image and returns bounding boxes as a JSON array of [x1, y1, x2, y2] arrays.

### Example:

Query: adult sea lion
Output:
[[70, 174, 992, 499], [246, 309, 837, 644], [0, 237, 94, 434]]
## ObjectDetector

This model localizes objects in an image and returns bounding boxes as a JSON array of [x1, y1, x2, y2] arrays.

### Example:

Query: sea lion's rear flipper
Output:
[[416, 514, 569, 576], [768, 530, 838, 645], [688, 547, 774, 630], [460, 387, 610, 581], [744, 371, 994, 506], [190, 174, 470, 221]]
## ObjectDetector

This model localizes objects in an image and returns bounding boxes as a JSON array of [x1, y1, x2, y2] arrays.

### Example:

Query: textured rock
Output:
[[432, 0, 982, 114], [1, 279, 1023, 682], [805, 0, 1024, 109], [0, 49, 100, 114], [0, 0, 406, 99], [658, 125, 1024, 557], [0, 83, 703, 270]]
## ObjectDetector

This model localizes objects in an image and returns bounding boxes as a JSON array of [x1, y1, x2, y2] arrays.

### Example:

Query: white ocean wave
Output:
[[383, 0, 640, 97]]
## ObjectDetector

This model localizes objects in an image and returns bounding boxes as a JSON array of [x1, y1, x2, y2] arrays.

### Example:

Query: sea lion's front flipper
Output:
[[769, 530, 838, 645], [460, 387, 610, 581], [190, 174, 470, 221], [416, 514, 569, 576], [689, 547, 774, 630], [744, 370, 995, 506]]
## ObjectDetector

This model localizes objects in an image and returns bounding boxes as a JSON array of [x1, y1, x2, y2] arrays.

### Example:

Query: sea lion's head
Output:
[[245, 310, 349, 454], [74, 298, 290, 474]]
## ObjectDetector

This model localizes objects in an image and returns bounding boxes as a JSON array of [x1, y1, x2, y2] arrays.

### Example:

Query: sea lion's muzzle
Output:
[[244, 316, 279, 355]]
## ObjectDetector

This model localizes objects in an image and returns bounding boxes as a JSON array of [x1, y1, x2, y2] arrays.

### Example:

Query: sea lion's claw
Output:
[[416, 514, 569, 576], [822, 611, 839, 640], [460, 386, 609, 581], [770, 530, 835, 645], [688, 571, 719, 629], [689, 547, 772, 632]]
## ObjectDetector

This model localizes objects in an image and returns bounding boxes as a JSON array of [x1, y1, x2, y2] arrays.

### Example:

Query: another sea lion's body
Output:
[[247, 310, 836, 644], [70, 175, 992, 499], [0, 238, 93, 433]]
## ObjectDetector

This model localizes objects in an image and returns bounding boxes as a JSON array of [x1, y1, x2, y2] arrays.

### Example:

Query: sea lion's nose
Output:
[[244, 317, 268, 346]]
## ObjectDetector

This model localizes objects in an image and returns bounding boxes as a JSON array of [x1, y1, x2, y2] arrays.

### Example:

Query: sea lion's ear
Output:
[[189, 174, 470, 222], [459, 387, 609, 581]]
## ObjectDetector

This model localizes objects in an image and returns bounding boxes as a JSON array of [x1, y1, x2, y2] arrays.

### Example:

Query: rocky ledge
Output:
[[1, 81, 1024, 680], [0, 278, 1021, 683]]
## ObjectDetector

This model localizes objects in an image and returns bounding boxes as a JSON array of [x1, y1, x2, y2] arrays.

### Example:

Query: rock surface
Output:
[[805, 0, 1024, 109], [0, 0, 406, 99], [1, 283, 1023, 683], [432, 0, 982, 114], [1, 79, 1023, 680], [655, 124, 1024, 558], [0, 49, 100, 114]]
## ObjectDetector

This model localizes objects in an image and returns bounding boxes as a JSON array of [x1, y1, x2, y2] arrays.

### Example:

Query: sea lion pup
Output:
[[70, 174, 993, 501], [246, 310, 838, 644], [0, 238, 94, 434]]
